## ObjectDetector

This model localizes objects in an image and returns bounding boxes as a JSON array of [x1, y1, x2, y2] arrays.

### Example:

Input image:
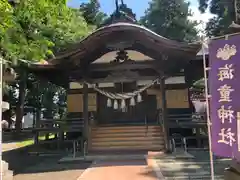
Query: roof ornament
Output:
[[113, 50, 131, 63], [99, 0, 137, 27], [115, 0, 120, 15], [115, 0, 125, 14]]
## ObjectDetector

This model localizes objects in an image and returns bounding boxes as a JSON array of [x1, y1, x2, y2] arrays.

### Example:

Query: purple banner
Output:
[[209, 35, 240, 160]]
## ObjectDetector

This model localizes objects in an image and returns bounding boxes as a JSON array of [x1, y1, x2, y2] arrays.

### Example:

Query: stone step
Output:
[[92, 128, 161, 135], [2, 161, 9, 172], [90, 125, 165, 151], [91, 131, 162, 138], [2, 170, 13, 180], [155, 154, 229, 180], [164, 175, 224, 180], [91, 136, 164, 143], [92, 125, 161, 131], [91, 144, 164, 151]]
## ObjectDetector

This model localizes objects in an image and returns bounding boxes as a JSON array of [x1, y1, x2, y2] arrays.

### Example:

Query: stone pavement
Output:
[[1, 142, 90, 180], [13, 160, 91, 180], [79, 159, 158, 180], [154, 150, 231, 180]]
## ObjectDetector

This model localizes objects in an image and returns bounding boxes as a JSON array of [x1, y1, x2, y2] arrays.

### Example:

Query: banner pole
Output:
[[202, 41, 215, 180], [0, 57, 3, 180]]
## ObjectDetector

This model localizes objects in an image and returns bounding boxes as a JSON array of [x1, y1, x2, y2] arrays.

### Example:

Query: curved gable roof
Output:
[[49, 22, 201, 65]]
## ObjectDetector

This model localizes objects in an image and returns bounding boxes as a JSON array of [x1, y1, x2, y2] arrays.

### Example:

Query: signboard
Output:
[[209, 35, 240, 159]]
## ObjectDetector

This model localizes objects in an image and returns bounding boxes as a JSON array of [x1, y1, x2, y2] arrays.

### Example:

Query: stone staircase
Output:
[[89, 125, 165, 152]]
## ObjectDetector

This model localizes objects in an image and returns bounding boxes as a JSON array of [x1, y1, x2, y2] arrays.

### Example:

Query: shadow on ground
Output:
[[3, 145, 91, 175], [154, 150, 231, 179], [3, 146, 157, 180]]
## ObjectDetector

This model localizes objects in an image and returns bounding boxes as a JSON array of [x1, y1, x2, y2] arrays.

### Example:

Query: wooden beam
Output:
[[69, 61, 162, 77], [15, 71, 27, 134], [71, 75, 158, 84], [88, 61, 161, 72], [83, 83, 89, 153]]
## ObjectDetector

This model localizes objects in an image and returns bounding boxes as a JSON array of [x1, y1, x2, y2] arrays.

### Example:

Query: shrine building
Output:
[[27, 6, 206, 153]]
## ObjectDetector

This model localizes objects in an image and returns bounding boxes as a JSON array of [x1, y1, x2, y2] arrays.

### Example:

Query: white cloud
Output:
[[188, 5, 216, 35]]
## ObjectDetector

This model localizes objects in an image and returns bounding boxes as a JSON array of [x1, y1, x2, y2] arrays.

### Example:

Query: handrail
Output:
[[171, 138, 176, 153], [83, 140, 87, 158], [168, 113, 205, 117], [73, 140, 77, 158], [145, 115, 148, 136], [182, 137, 187, 152], [158, 113, 206, 122], [171, 135, 188, 153], [72, 138, 85, 158], [158, 110, 163, 125]]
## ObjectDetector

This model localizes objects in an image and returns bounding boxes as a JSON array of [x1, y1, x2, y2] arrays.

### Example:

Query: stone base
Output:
[[2, 170, 13, 180], [2, 160, 13, 180], [2, 101, 9, 112], [224, 160, 240, 180]]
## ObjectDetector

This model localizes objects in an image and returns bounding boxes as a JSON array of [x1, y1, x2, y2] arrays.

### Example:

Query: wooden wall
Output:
[[67, 86, 190, 113], [147, 89, 189, 109], [67, 93, 97, 113]]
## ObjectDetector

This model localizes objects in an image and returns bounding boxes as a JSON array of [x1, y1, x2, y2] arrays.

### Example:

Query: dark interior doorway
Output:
[[97, 92, 158, 125]]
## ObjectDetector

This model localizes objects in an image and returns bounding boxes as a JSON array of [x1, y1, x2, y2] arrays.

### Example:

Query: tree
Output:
[[140, 0, 199, 42], [1, 0, 91, 62], [25, 76, 67, 119], [198, 0, 235, 36], [80, 0, 107, 27], [1, 0, 91, 132]]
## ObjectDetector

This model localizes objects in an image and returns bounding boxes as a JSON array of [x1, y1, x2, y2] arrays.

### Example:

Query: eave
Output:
[[26, 22, 202, 86], [48, 22, 201, 66]]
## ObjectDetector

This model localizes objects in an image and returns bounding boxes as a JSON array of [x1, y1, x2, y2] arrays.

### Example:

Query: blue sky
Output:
[[67, 0, 199, 18], [67, 0, 214, 34]]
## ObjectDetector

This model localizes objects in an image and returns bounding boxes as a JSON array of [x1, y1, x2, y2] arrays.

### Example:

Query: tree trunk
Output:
[[15, 72, 26, 135]]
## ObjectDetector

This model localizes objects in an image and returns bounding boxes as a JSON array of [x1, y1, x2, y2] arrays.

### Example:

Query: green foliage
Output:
[[0, 0, 17, 62], [1, 0, 91, 63], [198, 0, 235, 36], [140, 0, 199, 42], [1, 0, 91, 119], [0, 0, 14, 34], [80, 0, 107, 27], [24, 76, 67, 118]]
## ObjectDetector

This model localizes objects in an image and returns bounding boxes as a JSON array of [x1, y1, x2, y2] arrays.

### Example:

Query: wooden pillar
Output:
[[160, 77, 170, 152], [15, 71, 27, 136], [83, 83, 89, 152], [196, 127, 201, 148], [34, 81, 41, 145], [34, 108, 41, 145]]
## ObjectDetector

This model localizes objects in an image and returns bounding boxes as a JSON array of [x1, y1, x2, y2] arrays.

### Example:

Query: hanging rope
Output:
[[84, 78, 158, 100]]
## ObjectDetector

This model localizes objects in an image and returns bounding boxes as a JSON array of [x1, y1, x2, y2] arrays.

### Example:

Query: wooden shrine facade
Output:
[[27, 16, 202, 152]]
